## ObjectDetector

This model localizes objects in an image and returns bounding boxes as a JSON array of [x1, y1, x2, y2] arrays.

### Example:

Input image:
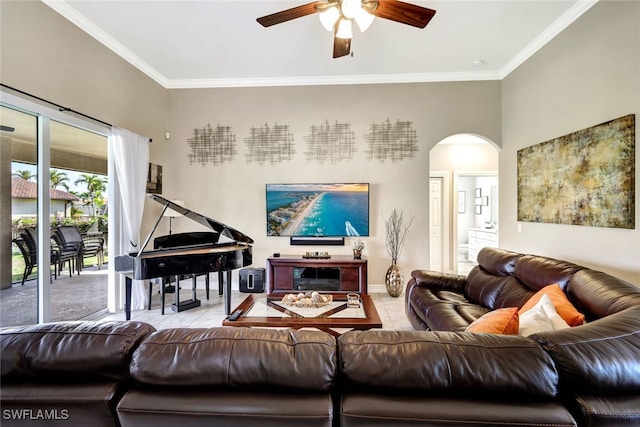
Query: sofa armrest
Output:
[[410, 269, 468, 293], [530, 306, 640, 395]]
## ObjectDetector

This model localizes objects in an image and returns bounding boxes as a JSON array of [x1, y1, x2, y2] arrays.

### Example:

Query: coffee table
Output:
[[222, 293, 382, 336]]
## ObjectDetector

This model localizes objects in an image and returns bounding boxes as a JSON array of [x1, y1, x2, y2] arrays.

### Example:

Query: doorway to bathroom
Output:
[[429, 134, 499, 274]]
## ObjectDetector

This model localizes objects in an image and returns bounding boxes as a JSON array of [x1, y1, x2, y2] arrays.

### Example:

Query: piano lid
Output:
[[148, 194, 253, 245]]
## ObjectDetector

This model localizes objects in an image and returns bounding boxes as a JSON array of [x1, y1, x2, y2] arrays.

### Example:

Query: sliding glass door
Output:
[[1, 94, 109, 327]]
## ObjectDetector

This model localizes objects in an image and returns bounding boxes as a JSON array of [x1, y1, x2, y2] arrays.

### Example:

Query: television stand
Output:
[[267, 255, 367, 294]]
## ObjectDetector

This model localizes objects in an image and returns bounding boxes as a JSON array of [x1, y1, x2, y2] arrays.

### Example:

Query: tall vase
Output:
[[385, 260, 403, 298]]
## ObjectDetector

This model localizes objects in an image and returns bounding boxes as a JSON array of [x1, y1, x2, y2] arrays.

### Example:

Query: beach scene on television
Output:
[[266, 183, 370, 237]]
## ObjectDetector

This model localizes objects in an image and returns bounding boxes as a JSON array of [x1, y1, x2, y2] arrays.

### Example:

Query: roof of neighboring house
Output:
[[12, 177, 79, 201]]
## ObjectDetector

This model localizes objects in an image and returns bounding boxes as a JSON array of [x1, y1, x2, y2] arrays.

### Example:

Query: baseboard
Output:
[[368, 283, 386, 293]]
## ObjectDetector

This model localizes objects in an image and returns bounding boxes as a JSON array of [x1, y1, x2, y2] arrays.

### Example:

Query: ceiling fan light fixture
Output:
[[336, 18, 353, 39], [319, 6, 340, 31], [354, 7, 374, 32], [340, 0, 362, 19]]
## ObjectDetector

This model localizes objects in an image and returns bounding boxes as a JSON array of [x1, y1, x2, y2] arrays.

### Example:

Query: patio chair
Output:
[[52, 226, 85, 273], [24, 227, 77, 278], [54, 225, 105, 270], [81, 233, 105, 269], [50, 234, 78, 278], [12, 237, 37, 286], [13, 229, 75, 285]]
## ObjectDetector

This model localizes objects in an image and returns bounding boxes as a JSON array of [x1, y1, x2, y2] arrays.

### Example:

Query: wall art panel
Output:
[[365, 118, 418, 162], [187, 123, 237, 166], [245, 122, 295, 165], [517, 114, 635, 229], [304, 120, 356, 164]]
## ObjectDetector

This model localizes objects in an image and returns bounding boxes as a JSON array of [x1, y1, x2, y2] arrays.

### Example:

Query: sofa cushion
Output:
[[476, 247, 521, 276], [1, 321, 155, 382], [572, 395, 640, 427], [466, 248, 521, 309], [465, 307, 519, 334], [519, 294, 570, 336], [520, 284, 585, 326], [465, 268, 513, 309], [530, 306, 640, 394], [513, 254, 584, 292], [411, 270, 467, 292], [1, 382, 122, 427], [416, 302, 489, 332], [117, 389, 334, 427], [406, 283, 486, 332], [340, 395, 577, 427], [130, 327, 336, 391], [338, 330, 559, 398]]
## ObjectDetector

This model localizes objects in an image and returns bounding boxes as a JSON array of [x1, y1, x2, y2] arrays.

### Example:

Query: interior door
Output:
[[429, 177, 443, 271]]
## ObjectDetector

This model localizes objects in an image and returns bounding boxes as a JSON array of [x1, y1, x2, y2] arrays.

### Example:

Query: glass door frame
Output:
[[1, 90, 110, 323]]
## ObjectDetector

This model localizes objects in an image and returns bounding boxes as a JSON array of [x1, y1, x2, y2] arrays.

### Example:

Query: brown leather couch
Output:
[[405, 246, 640, 427], [2, 317, 639, 427], [0, 321, 155, 427], [1, 248, 638, 427]]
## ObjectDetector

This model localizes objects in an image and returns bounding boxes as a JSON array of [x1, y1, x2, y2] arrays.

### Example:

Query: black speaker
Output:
[[239, 268, 265, 293]]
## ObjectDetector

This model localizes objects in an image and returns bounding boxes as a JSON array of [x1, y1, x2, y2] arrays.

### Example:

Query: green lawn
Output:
[[11, 253, 108, 284]]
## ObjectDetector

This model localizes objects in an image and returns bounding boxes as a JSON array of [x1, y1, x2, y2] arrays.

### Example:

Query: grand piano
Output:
[[115, 194, 253, 319]]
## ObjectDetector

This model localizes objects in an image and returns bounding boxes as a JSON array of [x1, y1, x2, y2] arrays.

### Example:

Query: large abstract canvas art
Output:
[[517, 114, 635, 229]]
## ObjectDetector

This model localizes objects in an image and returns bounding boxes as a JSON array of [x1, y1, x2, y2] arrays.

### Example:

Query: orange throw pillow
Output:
[[465, 307, 519, 334], [519, 284, 585, 327]]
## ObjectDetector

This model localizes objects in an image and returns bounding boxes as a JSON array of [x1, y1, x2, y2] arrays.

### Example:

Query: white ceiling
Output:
[[43, 0, 597, 89]]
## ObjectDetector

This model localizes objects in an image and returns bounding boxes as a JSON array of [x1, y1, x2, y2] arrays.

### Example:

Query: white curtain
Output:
[[110, 127, 149, 310]]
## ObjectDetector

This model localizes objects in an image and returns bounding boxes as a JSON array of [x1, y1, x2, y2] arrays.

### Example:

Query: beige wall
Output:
[[164, 83, 501, 284], [0, 1, 168, 142], [501, 1, 640, 283]]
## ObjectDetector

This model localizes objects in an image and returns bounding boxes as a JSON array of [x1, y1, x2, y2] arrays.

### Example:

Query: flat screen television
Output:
[[266, 183, 370, 237]]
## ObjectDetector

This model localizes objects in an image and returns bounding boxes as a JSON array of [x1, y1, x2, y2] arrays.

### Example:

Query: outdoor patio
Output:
[[0, 264, 108, 327]]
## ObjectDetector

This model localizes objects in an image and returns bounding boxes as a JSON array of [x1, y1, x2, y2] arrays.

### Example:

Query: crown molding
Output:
[[42, 0, 171, 88], [499, 0, 599, 79], [164, 70, 502, 89]]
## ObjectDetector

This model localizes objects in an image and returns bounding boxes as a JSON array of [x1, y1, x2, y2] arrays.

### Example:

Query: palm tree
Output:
[[12, 170, 36, 181], [74, 173, 107, 217], [50, 169, 70, 190]]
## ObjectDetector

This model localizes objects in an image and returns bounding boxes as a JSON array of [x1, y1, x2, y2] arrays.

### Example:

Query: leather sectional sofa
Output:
[[1, 247, 639, 426], [406, 246, 640, 427]]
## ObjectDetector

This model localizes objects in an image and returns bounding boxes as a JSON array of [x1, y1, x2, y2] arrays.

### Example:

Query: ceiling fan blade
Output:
[[333, 35, 351, 58], [371, 0, 436, 28], [257, 1, 326, 27]]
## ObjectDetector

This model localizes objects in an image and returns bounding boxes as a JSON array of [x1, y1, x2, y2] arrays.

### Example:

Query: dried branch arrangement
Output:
[[384, 208, 414, 261]]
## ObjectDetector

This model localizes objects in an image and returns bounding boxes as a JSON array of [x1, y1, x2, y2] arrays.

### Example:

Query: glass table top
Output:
[[243, 295, 367, 320]]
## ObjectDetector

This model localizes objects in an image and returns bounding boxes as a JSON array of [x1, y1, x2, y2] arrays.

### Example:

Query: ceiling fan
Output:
[[257, 0, 436, 58]]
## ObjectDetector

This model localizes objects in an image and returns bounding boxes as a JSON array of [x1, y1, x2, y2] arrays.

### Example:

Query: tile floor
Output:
[[98, 284, 414, 332]]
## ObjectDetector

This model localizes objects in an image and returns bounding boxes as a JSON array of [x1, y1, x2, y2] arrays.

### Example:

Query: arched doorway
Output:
[[428, 134, 499, 273]]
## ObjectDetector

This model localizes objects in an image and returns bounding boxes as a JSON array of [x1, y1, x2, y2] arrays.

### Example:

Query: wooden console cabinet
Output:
[[267, 255, 368, 294]]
